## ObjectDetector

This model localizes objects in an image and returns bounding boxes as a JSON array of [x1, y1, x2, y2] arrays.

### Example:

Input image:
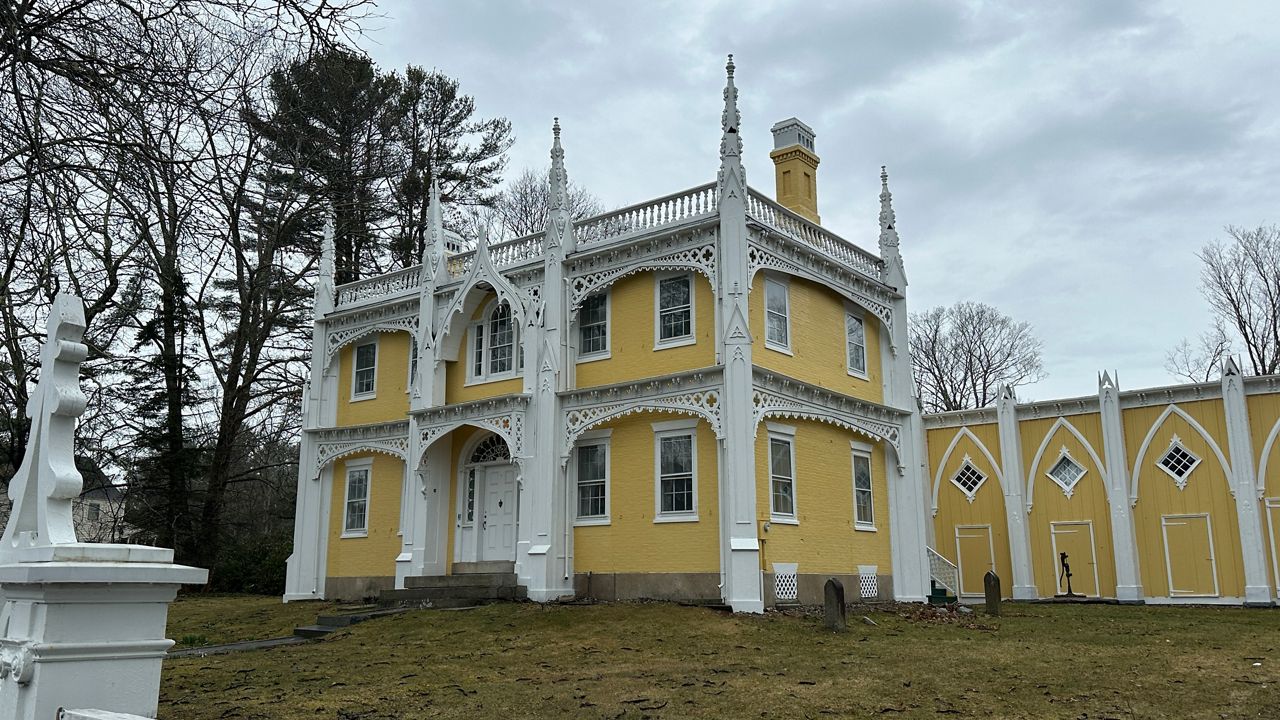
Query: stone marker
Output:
[[984, 570, 1001, 616], [823, 577, 846, 631]]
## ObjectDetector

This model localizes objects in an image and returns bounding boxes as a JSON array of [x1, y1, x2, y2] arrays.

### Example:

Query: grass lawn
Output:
[[162, 598, 1278, 719], [166, 593, 340, 647]]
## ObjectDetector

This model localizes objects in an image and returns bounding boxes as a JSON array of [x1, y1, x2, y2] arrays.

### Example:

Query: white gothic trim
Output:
[[749, 371, 905, 464], [436, 240, 532, 353], [1257, 415, 1280, 498], [1129, 404, 1234, 504], [567, 236, 717, 316], [324, 300, 418, 370], [1025, 416, 1107, 510], [311, 420, 411, 474], [416, 394, 530, 464], [561, 370, 724, 459], [930, 426, 1005, 516], [745, 241, 894, 330]]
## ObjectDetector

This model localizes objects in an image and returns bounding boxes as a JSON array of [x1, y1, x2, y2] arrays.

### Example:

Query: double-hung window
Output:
[[352, 340, 377, 398], [656, 274, 694, 347], [769, 434, 796, 519], [852, 444, 874, 529], [575, 432, 611, 524], [579, 293, 609, 359], [846, 312, 867, 377], [343, 460, 371, 536], [469, 301, 521, 383], [764, 278, 791, 352], [653, 420, 697, 521]]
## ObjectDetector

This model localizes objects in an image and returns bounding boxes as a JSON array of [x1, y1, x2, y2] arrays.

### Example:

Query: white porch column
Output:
[[517, 121, 575, 601], [1098, 371, 1144, 602], [877, 168, 929, 602], [285, 221, 337, 601], [1221, 359, 1274, 605], [715, 57, 764, 613], [996, 386, 1037, 599]]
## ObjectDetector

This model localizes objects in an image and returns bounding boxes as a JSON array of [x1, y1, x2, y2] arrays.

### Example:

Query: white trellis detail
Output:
[[858, 565, 879, 599], [749, 376, 904, 461], [746, 241, 894, 328], [310, 421, 411, 473], [773, 562, 798, 602], [568, 241, 718, 313]]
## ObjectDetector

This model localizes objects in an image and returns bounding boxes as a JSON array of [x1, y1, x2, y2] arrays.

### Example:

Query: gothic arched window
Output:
[[469, 299, 520, 382], [469, 434, 511, 464]]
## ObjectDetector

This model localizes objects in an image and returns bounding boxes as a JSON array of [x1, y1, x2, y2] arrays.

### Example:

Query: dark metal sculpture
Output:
[[1058, 551, 1081, 598]]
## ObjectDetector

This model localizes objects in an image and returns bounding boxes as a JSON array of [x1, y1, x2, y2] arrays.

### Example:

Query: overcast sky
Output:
[[360, 1, 1279, 401]]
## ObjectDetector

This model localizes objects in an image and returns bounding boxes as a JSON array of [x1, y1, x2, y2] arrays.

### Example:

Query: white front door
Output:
[[480, 464, 517, 561]]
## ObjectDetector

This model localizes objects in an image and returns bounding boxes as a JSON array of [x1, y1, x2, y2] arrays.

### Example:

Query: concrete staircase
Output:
[[379, 561, 526, 609], [293, 605, 407, 639]]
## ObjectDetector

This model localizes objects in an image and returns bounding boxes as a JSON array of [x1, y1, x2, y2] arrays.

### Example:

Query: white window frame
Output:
[[1156, 436, 1201, 490], [576, 291, 612, 363], [341, 458, 373, 538], [466, 299, 522, 385], [845, 308, 868, 379], [852, 440, 876, 531], [1045, 447, 1087, 498], [573, 429, 612, 525], [654, 272, 696, 350], [764, 276, 792, 354], [767, 422, 798, 523], [350, 338, 378, 401], [950, 456, 987, 502], [652, 418, 699, 522]]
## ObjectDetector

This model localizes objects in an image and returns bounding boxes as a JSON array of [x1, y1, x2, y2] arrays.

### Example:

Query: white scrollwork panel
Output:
[[563, 389, 722, 457], [568, 243, 717, 313]]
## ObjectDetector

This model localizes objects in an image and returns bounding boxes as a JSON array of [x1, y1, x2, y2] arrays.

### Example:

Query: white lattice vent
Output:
[[773, 562, 798, 602], [858, 565, 878, 599]]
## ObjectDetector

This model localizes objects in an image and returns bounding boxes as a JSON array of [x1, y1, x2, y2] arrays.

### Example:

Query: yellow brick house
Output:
[[283, 57, 931, 610]]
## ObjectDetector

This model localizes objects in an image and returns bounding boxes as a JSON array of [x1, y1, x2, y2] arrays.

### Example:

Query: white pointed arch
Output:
[[1255, 415, 1280, 496], [562, 391, 722, 459], [745, 245, 894, 332], [931, 426, 1004, 516], [566, 238, 718, 317], [435, 242, 530, 361], [1129, 404, 1233, 503], [1025, 416, 1107, 510], [311, 420, 411, 475]]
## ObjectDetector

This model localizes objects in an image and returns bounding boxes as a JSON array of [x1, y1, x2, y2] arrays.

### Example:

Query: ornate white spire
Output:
[[720, 54, 743, 162], [550, 118, 567, 211], [425, 177, 444, 273], [315, 218, 336, 315], [878, 166, 899, 250]]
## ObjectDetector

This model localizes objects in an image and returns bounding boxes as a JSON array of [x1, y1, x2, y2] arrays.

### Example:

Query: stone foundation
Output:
[[763, 572, 894, 606], [325, 575, 394, 603], [573, 572, 721, 603]]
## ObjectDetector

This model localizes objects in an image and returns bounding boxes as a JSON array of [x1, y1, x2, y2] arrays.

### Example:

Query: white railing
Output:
[[927, 546, 959, 596], [745, 189, 884, 281], [574, 182, 718, 248], [446, 232, 545, 280], [335, 265, 422, 308]]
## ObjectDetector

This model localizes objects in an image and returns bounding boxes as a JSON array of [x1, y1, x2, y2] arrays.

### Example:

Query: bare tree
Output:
[[1165, 322, 1232, 383], [1196, 224, 1280, 377], [491, 167, 603, 240], [909, 301, 1046, 412]]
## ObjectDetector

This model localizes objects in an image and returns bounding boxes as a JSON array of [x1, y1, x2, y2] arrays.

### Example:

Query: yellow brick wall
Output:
[[326, 453, 403, 578], [1123, 400, 1243, 597], [1019, 413, 1117, 597], [573, 412, 721, 574], [754, 420, 893, 575], [927, 423, 1013, 596], [444, 292, 525, 404], [335, 331, 412, 426], [575, 271, 717, 388], [749, 273, 883, 404]]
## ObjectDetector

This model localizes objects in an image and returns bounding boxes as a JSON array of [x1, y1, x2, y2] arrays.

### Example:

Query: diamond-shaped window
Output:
[[951, 460, 987, 501], [1157, 441, 1200, 488], [1046, 454, 1086, 496]]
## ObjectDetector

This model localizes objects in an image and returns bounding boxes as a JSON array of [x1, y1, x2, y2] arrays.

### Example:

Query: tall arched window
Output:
[[468, 299, 521, 382]]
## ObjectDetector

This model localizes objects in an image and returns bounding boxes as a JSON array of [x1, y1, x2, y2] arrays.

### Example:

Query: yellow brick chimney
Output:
[[769, 118, 820, 224]]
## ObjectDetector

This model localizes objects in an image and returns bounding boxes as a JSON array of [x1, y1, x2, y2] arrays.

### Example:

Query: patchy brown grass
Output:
[[161, 598, 1279, 719], [166, 593, 339, 647]]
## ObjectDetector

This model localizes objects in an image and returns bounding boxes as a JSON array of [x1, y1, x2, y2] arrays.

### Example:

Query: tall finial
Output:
[[320, 218, 335, 281], [718, 54, 744, 191], [550, 117, 567, 211], [425, 177, 444, 271], [315, 217, 336, 314], [878, 165, 899, 250]]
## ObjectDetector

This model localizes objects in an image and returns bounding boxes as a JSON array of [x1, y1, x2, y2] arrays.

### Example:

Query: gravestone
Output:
[[823, 577, 846, 631], [984, 570, 1001, 616]]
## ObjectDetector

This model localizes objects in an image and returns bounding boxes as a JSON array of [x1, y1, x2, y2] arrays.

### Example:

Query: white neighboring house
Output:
[[0, 477, 131, 544]]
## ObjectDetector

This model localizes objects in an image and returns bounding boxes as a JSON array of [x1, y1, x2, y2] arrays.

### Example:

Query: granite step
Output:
[[404, 572, 516, 590], [453, 560, 515, 575]]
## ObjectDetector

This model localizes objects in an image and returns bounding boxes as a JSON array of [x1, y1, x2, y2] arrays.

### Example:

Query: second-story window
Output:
[[765, 278, 791, 351], [469, 301, 521, 383], [579, 293, 609, 359], [656, 274, 694, 348], [353, 340, 377, 398], [846, 312, 867, 377]]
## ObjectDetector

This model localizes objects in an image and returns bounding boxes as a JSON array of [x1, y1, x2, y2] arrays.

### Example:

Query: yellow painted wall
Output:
[[335, 331, 412, 426], [749, 273, 883, 403], [573, 413, 721, 573], [444, 292, 525, 404], [927, 423, 1013, 597], [1248, 394, 1280, 497], [575, 272, 717, 388], [1020, 413, 1117, 597], [1124, 400, 1243, 597], [754, 420, 892, 574], [326, 453, 403, 578]]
